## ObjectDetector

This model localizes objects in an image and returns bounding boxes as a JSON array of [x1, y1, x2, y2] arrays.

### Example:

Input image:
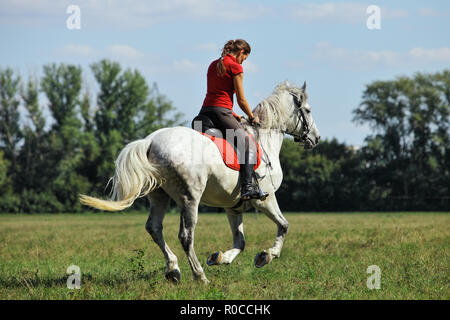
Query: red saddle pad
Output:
[[200, 132, 262, 171]]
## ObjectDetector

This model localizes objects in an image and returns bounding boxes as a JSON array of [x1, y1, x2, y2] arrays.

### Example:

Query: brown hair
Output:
[[217, 39, 251, 77]]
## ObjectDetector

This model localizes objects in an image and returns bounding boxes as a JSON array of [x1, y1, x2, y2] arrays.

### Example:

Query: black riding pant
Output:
[[197, 106, 257, 166]]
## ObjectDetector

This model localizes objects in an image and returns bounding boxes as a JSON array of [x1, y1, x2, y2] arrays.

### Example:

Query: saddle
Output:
[[191, 114, 262, 171]]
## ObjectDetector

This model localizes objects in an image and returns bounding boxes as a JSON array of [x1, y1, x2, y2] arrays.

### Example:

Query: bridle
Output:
[[243, 91, 313, 197], [283, 92, 311, 144]]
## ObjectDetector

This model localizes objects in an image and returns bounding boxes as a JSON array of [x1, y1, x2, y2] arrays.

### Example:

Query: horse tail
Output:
[[79, 135, 164, 212]]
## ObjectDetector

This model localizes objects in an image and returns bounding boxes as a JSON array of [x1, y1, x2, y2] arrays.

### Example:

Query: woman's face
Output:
[[235, 50, 249, 64]]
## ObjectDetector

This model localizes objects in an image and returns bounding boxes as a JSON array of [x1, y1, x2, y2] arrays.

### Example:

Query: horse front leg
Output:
[[252, 195, 289, 268], [207, 208, 245, 266]]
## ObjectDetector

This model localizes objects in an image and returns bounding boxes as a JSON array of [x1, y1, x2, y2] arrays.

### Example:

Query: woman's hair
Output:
[[217, 39, 251, 77]]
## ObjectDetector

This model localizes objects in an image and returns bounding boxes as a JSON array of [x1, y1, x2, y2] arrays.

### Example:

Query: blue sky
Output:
[[1, 0, 449, 146]]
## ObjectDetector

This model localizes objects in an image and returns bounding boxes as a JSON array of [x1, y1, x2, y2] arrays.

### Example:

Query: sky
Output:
[[0, 0, 449, 146]]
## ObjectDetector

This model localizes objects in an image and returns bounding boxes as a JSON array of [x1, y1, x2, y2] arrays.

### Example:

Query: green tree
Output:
[[0, 150, 11, 193], [0, 68, 22, 181], [91, 60, 185, 191], [18, 78, 47, 190], [0, 150, 20, 212], [135, 83, 185, 137], [41, 63, 90, 211], [277, 137, 366, 211], [90, 60, 140, 186], [0, 60, 185, 213], [353, 70, 450, 210], [78, 90, 101, 189]]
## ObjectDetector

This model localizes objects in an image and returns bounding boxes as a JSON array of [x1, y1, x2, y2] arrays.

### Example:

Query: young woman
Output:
[[195, 39, 267, 201]]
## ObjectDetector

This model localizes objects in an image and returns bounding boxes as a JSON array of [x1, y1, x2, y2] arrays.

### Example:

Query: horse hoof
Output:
[[206, 251, 223, 266], [254, 251, 272, 268], [165, 269, 181, 283]]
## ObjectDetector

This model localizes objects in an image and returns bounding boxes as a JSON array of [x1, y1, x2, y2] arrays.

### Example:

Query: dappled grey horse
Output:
[[80, 81, 320, 284]]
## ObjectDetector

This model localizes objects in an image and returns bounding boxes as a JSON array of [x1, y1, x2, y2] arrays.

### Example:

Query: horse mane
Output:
[[250, 81, 307, 130]]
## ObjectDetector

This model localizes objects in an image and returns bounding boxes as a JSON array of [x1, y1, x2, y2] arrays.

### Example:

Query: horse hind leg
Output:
[[145, 188, 181, 283], [207, 208, 245, 266], [178, 199, 210, 284]]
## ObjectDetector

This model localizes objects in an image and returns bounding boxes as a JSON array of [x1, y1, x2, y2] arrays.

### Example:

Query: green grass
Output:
[[0, 212, 448, 299]]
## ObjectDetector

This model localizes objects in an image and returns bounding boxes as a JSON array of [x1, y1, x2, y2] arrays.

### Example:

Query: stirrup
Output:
[[241, 184, 268, 201], [258, 187, 269, 201]]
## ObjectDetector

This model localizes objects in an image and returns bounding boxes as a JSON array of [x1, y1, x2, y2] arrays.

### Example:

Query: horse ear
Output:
[[285, 80, 290, 87], [302, 81, 306, 91]]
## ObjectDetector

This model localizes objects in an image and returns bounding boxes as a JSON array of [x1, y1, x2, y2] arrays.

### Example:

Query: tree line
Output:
[[0, 60, 184, 212], [279, 70, 449, 211], [0, 63, 448, 212]]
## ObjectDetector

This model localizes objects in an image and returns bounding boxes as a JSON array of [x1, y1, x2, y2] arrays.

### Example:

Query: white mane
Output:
[[252, 81, 307, 130]]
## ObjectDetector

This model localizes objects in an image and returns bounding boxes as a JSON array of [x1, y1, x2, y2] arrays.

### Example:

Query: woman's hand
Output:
[[250, 115, 260, 126], [233, 113, 242, 122]]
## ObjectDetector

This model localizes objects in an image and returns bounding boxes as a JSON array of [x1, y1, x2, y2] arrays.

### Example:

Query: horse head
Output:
[[284, 81, 321, 149]]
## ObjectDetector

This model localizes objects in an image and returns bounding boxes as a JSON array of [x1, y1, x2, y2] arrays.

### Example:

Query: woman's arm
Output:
[[233, 73, 254, 120]]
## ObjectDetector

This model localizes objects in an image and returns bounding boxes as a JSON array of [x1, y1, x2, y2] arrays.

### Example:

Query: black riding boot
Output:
[[239, 149, 268, 201], [240, 163, 260, 200]]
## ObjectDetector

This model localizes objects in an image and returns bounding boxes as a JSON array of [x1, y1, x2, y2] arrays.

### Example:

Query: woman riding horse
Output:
[[193, 39, 267, 201]]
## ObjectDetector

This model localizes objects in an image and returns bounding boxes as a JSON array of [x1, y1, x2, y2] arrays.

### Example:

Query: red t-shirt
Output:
[[202, 54, 243, 112]]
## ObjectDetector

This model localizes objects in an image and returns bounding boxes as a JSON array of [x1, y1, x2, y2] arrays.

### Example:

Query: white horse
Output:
[[80, 81, 320, 284]]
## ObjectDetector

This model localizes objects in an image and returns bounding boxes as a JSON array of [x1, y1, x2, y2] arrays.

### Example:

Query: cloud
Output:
[[312, 42, 398, 68], [418, 8, 450, 18], [171, 59, 198, 73], [190, 42, 220, 53], [0, 0, 62, 26], [291, 2, 367, 23], [106, 45, 144, 59], [53, 43, 206, 76], [187, 0, 269, 22], [0, 1, 413, 29], [0, 0, 269, 28], [55, 44, 145, 61], [290, 2, 408, 23], [308, 42, 450, 70], [409, 47, 450, 62], [58, 44, 98, 57]]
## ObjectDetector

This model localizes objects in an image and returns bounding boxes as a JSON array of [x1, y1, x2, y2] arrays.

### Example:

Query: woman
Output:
[[195, 39, 267, 201]]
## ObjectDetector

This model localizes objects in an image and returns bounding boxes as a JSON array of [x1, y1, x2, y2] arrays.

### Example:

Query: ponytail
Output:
[[217, 39, 251, 77]]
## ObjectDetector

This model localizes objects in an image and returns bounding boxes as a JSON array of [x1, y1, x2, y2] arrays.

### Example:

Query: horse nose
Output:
[[316, 136, 321, 143]]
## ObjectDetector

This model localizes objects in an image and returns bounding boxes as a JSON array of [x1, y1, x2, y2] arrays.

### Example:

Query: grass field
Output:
[[0, 212, 448, 300]]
